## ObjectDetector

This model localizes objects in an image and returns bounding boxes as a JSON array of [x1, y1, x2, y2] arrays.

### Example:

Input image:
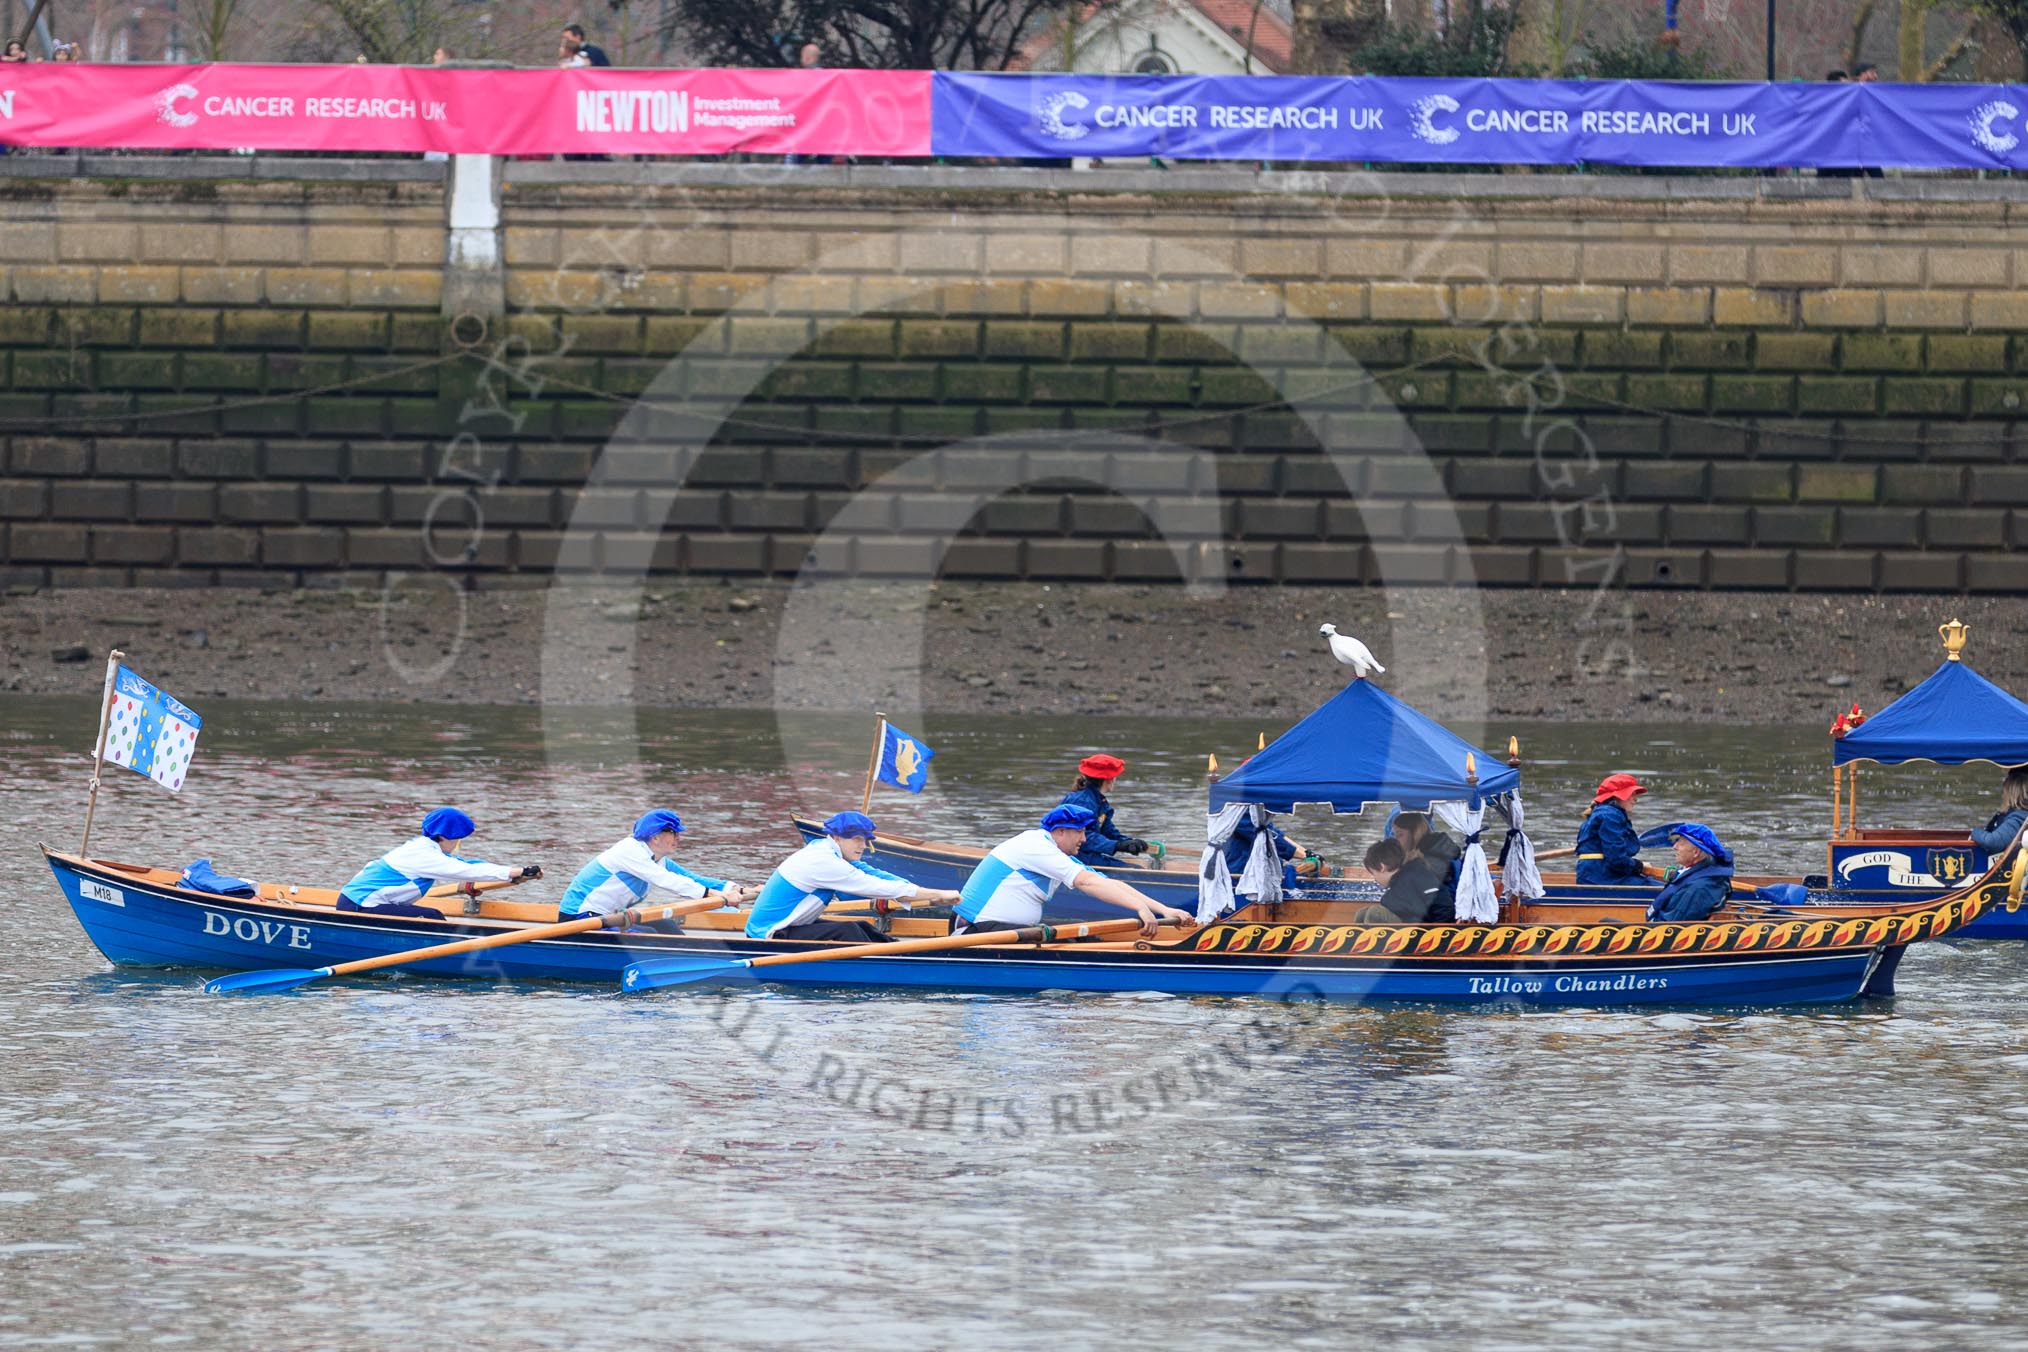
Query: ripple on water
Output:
[[4, 701, 2028, 1347]]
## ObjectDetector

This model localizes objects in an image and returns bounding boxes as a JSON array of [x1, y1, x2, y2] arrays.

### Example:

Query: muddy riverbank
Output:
[[1, 582, 2015, 725]]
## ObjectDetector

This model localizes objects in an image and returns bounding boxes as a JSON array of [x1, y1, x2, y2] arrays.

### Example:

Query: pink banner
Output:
[[0, 65, 933, 155]]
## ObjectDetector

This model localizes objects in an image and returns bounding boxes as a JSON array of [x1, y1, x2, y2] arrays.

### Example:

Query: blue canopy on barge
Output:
[[1833, 659, 2028, 768], [1208, 678, 1519, 813]]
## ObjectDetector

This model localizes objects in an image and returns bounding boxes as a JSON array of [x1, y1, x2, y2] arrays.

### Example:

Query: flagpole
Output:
[[80, 648, 123, 857], [859, 711, 886, 815]]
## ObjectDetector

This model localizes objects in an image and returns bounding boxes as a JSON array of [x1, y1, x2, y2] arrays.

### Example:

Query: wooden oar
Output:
[[621, 915, 1183, 994], [417, 877, 519, 903], [206, 896, 735, 996], [423, 877, 518, 898], [1538, 826, 1678, 865]]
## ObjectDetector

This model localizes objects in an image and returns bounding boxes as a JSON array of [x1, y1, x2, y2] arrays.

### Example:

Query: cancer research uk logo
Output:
[[156, 83, 199, 128], [154, 83, 445, 127], [1409, 94, 1754, 146], [1972, 100, 2022, 154], [1409, 94, 1461, 147], [1033, 88, 1366, 142], [1038, 91, 1089, 141]]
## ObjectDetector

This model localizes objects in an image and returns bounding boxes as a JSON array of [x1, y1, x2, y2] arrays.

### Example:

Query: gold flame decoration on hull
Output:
[[1186, 881, 1998, 959]]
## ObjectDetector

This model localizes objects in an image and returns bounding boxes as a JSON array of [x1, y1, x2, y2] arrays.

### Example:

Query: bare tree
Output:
[[13, 0, 53, 49], [658, 0, 1084, 70], [1536, 0, 1601, 74], [1844, 0, 1876, 68], [187, 0, 246, 60], [1899, 0, 1979, 79], [1290, 0, 1385, 72], [1969, 0, 2028, 74], [304, 0, 459, 63]]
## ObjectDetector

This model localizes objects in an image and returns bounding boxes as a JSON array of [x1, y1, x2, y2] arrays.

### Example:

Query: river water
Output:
[[2, 696, 2024, 1349]]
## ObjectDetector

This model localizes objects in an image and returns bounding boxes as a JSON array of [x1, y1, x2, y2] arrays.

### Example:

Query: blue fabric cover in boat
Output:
[[1208, 679, 1519, 814], [1832, 660, 2028, 767], [179, 858, 256, 898]]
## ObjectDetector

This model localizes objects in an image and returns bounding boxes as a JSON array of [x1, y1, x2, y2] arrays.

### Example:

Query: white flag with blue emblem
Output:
[[876, 721, 934, 793], [101, 665, 202, 793]]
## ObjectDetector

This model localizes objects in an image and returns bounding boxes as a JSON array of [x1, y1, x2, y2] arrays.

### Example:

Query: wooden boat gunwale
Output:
[[794, 817, 2006, 931], [42, 838, 2022, 1005]]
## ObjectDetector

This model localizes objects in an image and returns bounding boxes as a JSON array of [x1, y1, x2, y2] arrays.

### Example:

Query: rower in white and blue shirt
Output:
[[955, 804, 1195, 938], [746, 811, 961, 944], [337, 807, 542, 920], [558, 810, 754, 932]]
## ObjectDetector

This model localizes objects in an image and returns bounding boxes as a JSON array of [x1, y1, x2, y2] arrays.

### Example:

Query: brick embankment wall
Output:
[[3, 164, 2028, 591]]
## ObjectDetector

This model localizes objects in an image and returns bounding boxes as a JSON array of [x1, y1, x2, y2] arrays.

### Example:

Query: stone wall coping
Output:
[[5, 153, 2028, 205], [484, 162, 2028, 206], [503, 161, 1899, 203], [0, 156, 448, 184]]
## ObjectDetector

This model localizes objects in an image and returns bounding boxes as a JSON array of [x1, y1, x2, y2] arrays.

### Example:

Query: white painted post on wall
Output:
[[444, 152, 504, 318]]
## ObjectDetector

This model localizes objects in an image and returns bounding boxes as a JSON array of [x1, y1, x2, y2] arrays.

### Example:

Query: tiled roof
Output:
[[1188, 0, 1293, 72], [1012, 0, 1294, 74]]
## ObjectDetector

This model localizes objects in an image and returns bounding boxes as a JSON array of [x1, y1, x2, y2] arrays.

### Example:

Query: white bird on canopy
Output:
[[1318, 624, 1385, 679]]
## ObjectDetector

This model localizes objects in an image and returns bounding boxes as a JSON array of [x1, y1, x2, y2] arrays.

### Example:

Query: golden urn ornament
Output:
[[1939, 618, 1970, 662]]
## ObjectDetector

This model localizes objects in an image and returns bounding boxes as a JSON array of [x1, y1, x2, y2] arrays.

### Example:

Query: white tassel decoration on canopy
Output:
[[1198, 802, 1251, 924], [1494, 791, 1543, 904], [1432, 797, 1498, 924]]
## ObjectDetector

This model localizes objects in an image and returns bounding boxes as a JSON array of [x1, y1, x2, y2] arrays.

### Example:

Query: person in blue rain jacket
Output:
[[1645, 823, 1736, 924], [1059, 754, 1151, 868], [1224, 813, 1305, 897], [1575, 773, 1653, 887]]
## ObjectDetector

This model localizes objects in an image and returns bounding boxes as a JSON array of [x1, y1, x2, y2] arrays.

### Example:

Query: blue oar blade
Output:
[[204, 967, 332, 996], [620, 956, 752, 993]]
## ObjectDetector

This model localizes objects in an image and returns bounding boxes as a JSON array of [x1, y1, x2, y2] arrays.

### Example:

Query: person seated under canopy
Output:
[[1360, 838, 1450, 923], [1645, 823, 1735, 924], [1970, 767, 2028, 855], [1390, 811, 1461, 918], [1224, 812, 1306, 897]]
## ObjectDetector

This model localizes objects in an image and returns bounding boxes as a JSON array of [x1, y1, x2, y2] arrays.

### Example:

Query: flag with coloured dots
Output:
[[101, 665, 202, 793]]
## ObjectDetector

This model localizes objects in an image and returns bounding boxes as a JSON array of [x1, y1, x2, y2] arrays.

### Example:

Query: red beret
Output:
[[1078, 754, 1126, 779], [1593, 773, 1646, 804]]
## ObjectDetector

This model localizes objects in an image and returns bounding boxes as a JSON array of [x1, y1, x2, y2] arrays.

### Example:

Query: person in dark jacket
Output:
[[1576, 773, 1653, 886], [1225, 813, 1304, 895], [1362, 839, 1448, 923], [1645, 823, 1735, 923], [1059, 754, 1151, 868], [1391, 811, 1460, 919], [1970, 768, 2028, 855], [561, 23, 611, 65]]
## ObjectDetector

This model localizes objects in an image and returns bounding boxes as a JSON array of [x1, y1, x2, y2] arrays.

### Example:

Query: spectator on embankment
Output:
[[562, 22, 610, 67]]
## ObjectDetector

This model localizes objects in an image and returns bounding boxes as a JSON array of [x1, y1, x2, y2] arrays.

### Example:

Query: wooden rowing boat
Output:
[[44, 840, 2020, 1006]]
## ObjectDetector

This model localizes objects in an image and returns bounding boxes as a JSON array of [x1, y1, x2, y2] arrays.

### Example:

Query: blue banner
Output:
[[931, 74, 2028, 170]]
